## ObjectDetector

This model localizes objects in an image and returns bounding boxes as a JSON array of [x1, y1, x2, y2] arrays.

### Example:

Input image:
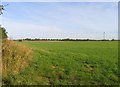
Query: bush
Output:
[[0, 26, 8, 39], [2, 40, 33, 78]]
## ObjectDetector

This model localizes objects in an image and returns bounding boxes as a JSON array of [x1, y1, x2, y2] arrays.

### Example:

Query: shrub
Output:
[[0, 26, 8, 39]]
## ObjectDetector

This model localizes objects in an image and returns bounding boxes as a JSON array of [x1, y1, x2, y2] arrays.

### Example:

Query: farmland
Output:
[[4, 41, 118, 85]]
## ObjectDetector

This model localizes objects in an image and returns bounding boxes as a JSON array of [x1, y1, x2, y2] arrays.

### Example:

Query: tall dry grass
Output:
[[2, 40, 33, 78]]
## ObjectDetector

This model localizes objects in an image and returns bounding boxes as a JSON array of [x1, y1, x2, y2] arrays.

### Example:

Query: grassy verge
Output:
[[2, 40, 33, 85]]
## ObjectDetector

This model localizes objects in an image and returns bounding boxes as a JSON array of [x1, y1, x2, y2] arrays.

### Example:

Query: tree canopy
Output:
[[0, 26, 8, 39]]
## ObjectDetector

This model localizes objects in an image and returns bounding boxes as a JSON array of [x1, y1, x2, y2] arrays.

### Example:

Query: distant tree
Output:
[[25, 38, 32, 41], [18, 39, 23, 42], [111, 39, 114, 41]]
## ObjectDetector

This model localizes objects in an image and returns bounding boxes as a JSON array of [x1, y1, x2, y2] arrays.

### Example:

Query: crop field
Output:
[[6, 41, 118, 85]]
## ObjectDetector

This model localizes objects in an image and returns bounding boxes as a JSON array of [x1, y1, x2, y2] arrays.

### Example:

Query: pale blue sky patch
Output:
[[2, 0, 119, 2], [2, 2, 118, 39]]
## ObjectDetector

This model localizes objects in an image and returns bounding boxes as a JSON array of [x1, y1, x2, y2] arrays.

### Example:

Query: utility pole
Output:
[[103, 32, 105, 40]]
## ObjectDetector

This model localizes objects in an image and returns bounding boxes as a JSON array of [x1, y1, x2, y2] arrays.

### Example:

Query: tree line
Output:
[[15, 38, 117, 42]]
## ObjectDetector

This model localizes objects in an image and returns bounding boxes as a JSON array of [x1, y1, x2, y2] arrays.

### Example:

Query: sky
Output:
[[2, 0, 119, 2], [1, 2, 118, 39]]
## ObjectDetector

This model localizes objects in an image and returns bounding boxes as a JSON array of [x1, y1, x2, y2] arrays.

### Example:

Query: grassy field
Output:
[[5, 41, 118, 85]]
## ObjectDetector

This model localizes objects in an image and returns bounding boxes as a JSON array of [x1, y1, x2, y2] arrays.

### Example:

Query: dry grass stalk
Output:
[[2, 40, 32, 77]]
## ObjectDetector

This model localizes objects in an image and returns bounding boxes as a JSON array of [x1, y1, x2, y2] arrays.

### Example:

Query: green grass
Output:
[[6, 41, 118, 85]]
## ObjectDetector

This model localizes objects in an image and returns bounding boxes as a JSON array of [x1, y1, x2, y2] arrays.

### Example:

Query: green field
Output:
[[6, 41, 118, 85]]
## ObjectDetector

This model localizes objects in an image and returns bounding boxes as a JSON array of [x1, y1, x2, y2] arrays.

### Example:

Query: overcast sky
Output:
[[1, 2, 118, 39]]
